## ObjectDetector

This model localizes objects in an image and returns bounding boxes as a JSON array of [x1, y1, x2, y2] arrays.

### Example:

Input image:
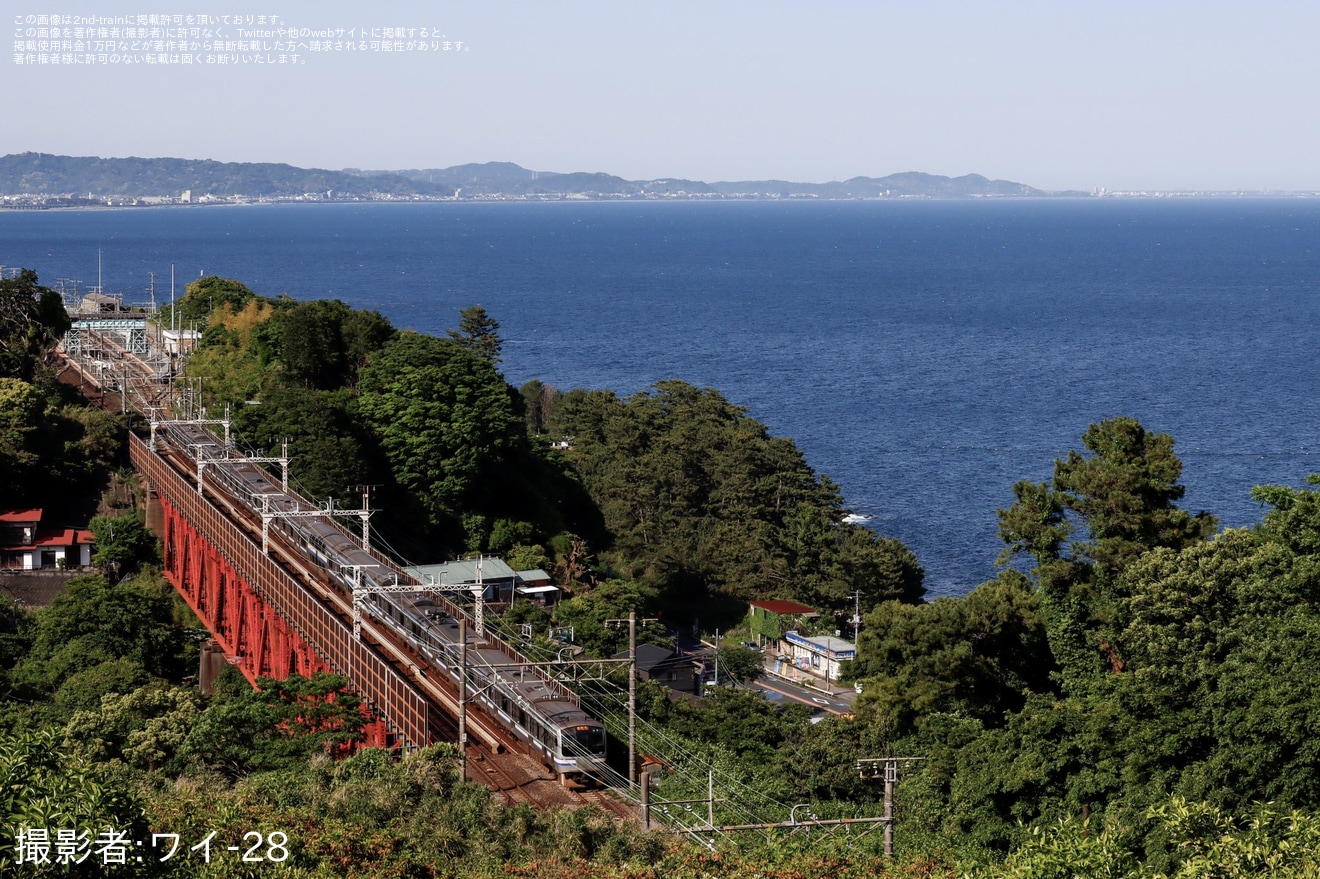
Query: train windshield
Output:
[[574, 725, 606, 755]]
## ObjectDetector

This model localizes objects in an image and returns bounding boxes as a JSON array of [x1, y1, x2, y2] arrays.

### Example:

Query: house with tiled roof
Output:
[[613, 643, 700, 695], [0, 509, 93, 571]]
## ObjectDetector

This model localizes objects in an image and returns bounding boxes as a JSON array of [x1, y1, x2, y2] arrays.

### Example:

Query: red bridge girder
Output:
[[162, 493, 323, 683], [159, 490, 390, 749], [131, 433, 437, 751]]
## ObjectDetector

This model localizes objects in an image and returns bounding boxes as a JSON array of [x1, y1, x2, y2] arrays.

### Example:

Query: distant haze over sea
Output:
[[3, 198, 1317, 596]]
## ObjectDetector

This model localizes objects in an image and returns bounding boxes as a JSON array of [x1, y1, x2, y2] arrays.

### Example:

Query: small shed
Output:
[[161, 328, 202, 356], [81, 292, 121, 313], [514, 567, 560, 606], [406, 556, 518, 603]]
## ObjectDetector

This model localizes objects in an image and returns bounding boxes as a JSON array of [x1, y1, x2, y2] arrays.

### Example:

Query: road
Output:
[[747, 669, 857, 716]]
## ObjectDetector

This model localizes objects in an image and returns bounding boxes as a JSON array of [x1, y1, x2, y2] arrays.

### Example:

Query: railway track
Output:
[[60, 346, 637, 816]]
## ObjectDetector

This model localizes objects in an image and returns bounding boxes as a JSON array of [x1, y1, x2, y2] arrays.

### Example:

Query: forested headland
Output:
[[3, 270, 1320, 876]]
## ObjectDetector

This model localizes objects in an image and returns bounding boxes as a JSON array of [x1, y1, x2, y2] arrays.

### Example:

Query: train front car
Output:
[[554, 713, 608, 782]]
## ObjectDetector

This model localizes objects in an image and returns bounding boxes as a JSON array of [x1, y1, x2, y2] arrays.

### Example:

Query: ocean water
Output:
[[3, 198, 1317, 598]]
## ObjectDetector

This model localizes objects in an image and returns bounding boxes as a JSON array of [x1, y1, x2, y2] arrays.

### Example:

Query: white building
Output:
[[161, 328, 202, 356], [778, 631, 856, 682], [0, 509, 93, 570]]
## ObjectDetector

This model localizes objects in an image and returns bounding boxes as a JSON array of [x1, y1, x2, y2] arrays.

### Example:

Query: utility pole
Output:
[[605, 610, 658, 787], [858, 757, 926, 857], [626, 611, 638, 787], [349, 484, 380, 550], [458, 617, 468, 780], [712, 628, 720, 689]]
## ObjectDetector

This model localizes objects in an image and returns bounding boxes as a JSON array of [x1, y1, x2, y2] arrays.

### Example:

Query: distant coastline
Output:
[[2, 153, 1317, 208], [1, 152, 1060, 206], [4, 191, 1318, 212]]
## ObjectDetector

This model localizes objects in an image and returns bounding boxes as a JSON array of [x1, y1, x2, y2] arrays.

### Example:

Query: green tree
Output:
[[12, 573, 184, 693], [0, 595, 33, 693], [179, 672, 365, 776], [55, 403, 125, 476], [234, 386, 377, 501], [51, 657, 151, 714], [0, 377, 44, 499], [714, 644, 763, 683], [520, 378, 560, 435], [174, 275, 255, 325], [0, 729, 157, 878], [62, 682, 202, 772], [1109, 521, 1320, 812], [655, 687, 812, 764], [1055, 418, 1217, 581], [551, 578, 661, 656], [0, 269, 69, 382], [357, 332, 526, 527], [276, 298, 349, 389], [996, 418, 1216, 693], [813, 525, 926, 610], [447, 304, 503, 363], [269, 298, 396, 390], [551, 380, 923, 611], [340, 305, 397, 388], [849, 572, 1051, 731], [89, 512, 157, 577], [999, 417, 1216, 596]]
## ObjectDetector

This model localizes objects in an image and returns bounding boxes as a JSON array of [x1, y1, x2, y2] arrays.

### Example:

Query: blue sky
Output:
[[5, 1, 1319, 191]]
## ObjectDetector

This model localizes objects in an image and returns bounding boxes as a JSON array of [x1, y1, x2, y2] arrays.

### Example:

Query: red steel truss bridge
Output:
[[56, 314, 630, 814]]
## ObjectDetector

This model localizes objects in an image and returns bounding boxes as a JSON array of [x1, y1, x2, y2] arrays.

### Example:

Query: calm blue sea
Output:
[[3, 199, 1317, 598]]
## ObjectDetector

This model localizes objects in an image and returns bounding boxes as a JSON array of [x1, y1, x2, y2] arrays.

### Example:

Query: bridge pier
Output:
[[143, 479, 165, 538], [198, 639, 228, 696]]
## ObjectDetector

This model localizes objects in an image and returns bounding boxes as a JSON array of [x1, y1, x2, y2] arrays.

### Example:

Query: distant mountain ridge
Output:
[[0, 152, 1057, 200]]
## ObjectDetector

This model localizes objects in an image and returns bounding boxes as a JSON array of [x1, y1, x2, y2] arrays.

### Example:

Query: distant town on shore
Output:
[[1, 152, 1313, 208], [0, 152, 1047, 206]]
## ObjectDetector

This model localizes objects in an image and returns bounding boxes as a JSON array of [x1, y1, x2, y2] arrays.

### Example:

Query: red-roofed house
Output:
[[0, 509, 93, 570], [748, 599, 858, 684], [747, 599, 819, 650], [749, 599, 818, 617]]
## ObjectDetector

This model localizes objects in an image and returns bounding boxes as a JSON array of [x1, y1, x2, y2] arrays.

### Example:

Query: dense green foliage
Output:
[[10, 266, 1320, 874], [549, 381, 924, 616], [0, 268, 70, 381], [833, 421, 1320, 873], [846, 571, 1051, 730], [357, 332, 527, 526], [0, 375, 127, 505], [0, 271, 123, 508], [175, 284, 603, 560]]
